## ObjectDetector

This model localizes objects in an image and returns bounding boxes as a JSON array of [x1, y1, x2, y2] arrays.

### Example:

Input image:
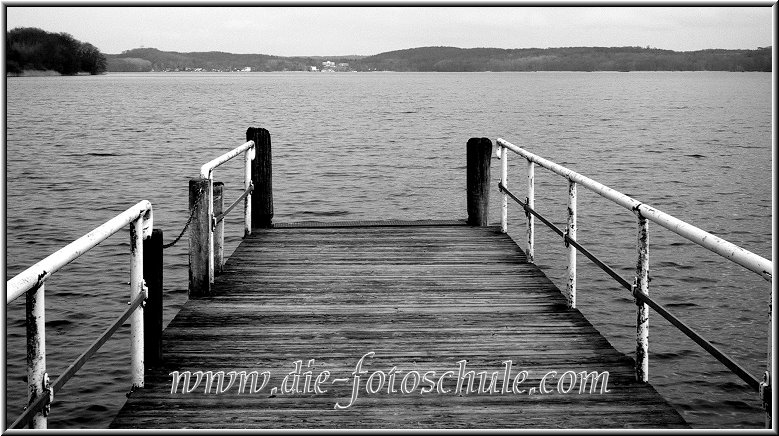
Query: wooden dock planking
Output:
[[111, 221, 688, 429]]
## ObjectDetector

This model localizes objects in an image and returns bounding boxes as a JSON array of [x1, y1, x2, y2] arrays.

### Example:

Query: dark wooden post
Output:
[[189, 178, 211, 298], [143, 228, 163, 367], [213, 181, 224, 276], [246, 127, 273, 228], [467, 137, 492, 226]]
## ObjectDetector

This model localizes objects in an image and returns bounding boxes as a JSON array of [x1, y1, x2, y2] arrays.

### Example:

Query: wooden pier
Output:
[[110, 221, 688, 429], [15, 130, 770, 429]]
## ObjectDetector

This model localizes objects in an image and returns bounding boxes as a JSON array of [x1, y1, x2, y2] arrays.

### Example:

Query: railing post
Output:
[[189, 177, 212, 298], [526, 159, 535, 262], [143, 228, 163, 368], [566, 180, 577, 308], [26, 282, 47, 429], [213, 182, 225, 276], [635, 212, 649, 382], [466, 137, 492, 226], [244, 144, 254, 237], [246, 127, 273, 228], [129, 217, 145, 389], [500, 143, 508, 233]]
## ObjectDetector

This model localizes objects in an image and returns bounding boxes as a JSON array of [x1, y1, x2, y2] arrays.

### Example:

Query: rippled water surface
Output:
[[4, 72, 772, 428]]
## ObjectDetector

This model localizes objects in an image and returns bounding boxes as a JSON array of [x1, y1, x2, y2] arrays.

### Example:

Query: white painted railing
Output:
[[495, 138, 772, 425], [200, 139, 256, 239], [6, 201, 154, 429], [497, 138, 772, 280], [189, 140, 255, 296]]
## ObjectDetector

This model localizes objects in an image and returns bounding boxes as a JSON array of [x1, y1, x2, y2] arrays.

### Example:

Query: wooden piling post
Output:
[[466, 137, 492, 226], [143, 228, 163, 367], [189, 178, 212, 298], [246, 127, 273, 228], [213, 182, 224, 276]]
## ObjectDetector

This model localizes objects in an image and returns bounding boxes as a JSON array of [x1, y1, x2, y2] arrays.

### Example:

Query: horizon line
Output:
[[107, 43, 773, 57]]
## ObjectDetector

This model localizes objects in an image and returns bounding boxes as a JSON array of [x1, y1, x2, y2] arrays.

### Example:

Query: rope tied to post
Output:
[[162, 184, 206, 250]]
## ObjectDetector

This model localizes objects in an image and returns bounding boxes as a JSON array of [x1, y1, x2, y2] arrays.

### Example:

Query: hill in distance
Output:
[[106, 48, 364, 72], [106, 45, 772, 73]]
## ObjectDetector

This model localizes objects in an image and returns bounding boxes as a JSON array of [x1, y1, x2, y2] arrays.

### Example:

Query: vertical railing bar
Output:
[[213, 182, 224, 276], [207, 177, 214, 284], [526, 159, 535, 263], [500, 144, 508, 234], [567, 180, 577, 309], [129, 217, 145, 389], [26, 282, 47, 429], [9, 381, 49, 429], [635, 212, 649, 382], [244, 145, 254, 236]]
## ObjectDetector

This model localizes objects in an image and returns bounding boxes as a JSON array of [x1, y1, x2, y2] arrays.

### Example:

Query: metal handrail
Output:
[[9, 292, 146, 429], [7, 201, 154, 303], [5, 200, 153, 429], [200, 140, 255, 179], [496, 138, 772, 281], [199, 140, 255, 237], [215, 183, 254, 224], [192, 140, 256, 290], [495, 138, 772, 424], [499, 182, 761, 391]]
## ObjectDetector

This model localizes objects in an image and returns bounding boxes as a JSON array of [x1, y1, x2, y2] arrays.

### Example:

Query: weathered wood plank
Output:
[[111, 222, 687, 429]]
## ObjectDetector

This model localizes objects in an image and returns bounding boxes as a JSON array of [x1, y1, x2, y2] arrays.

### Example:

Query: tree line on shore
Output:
[[107, 45, 771, 73], [5, 27, 770, 75], [6, 27, 108, 75], [360, 46, 771, 72], [105, 48, 359, 72]]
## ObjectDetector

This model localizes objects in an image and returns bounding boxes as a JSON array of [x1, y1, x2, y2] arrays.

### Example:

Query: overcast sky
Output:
[[4, 4, 775, 56]]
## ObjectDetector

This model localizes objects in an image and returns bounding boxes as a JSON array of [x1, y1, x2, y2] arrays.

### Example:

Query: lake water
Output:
[[4, 71, 773, 428]]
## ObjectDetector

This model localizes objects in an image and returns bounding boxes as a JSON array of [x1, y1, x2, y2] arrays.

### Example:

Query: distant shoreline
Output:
[[7, 69, 95, 77], [7, 69, 60, 77], [105, 46, 772, 73], [8, 69, 770, 77]]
